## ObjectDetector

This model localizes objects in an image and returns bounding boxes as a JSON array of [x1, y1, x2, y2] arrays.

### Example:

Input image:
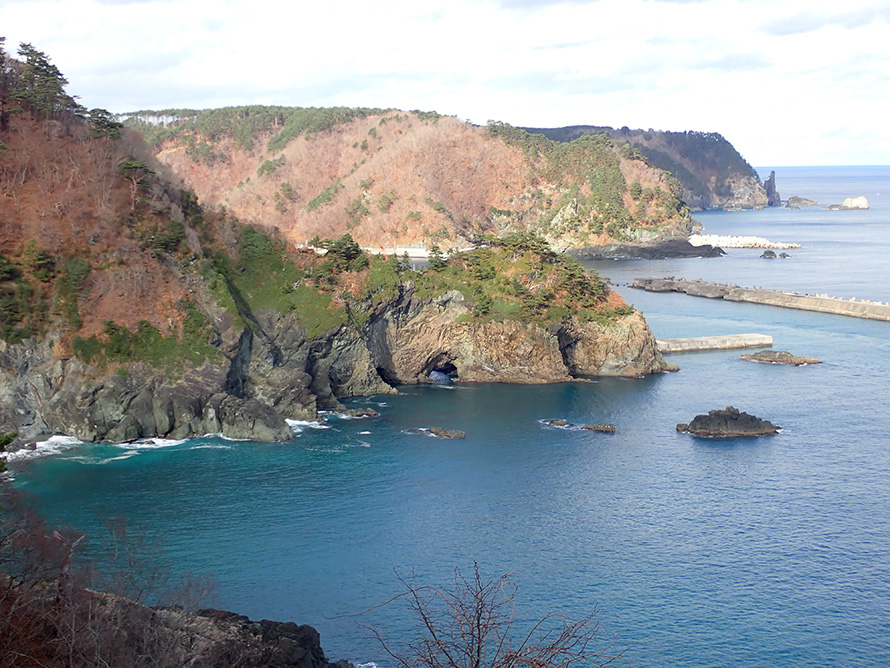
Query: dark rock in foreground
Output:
[[676, 406, 780, 437], [569, 238, 725, 261], [739, 350, 822, 366], [761, 250, 777, 259]]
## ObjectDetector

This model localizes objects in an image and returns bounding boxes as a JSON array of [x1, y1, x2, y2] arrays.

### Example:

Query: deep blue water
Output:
[[7, 166, 890, 667]]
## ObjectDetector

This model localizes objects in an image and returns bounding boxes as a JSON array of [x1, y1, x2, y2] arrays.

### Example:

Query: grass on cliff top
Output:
[[355, 232, 633, 326], [207, 226, 347, 338]]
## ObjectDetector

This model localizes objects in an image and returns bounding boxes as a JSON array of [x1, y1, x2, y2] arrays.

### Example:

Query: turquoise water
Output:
[[7, 166, 890, 667]]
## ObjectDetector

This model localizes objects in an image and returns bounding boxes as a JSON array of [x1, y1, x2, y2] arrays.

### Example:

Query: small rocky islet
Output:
[[676, 406, 780, 437], [739, 350, 822, 366]]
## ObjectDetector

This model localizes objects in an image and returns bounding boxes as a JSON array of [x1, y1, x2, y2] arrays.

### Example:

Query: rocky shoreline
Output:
[[0, 285, 672, 450]]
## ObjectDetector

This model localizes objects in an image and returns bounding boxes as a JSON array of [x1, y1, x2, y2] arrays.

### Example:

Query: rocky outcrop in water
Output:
[[786, 196, 818, 208], [739, 350, 821, 365], [763, 171, 781, 207], [676, 406, 780, 437], [825, 196, 869, 210], [426, 427, 467, 439]]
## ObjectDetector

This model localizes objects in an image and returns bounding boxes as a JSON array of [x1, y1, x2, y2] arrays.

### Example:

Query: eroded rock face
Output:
[[365, 288, 670, 384], [720, 174, 770, 210], [558, 312, 674, 377], [676, 406, 780, 437], [365, 289, 572, 384], [2, 286, 670, 445], [763, 170, 782, 207], [50, 593, 349, 668]]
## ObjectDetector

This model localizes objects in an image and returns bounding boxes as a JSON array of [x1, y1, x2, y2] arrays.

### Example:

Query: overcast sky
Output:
[[3, 0, 889, 166]]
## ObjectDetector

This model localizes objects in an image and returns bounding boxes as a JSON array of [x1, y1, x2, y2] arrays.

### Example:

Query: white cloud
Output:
[[1, 0, 889, 164]]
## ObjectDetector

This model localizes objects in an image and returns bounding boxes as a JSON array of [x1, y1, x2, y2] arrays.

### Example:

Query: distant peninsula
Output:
[[521, 125, 776, 211]]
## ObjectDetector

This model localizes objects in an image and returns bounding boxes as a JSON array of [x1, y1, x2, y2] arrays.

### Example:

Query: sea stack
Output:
[[763, 170, 781, 207]]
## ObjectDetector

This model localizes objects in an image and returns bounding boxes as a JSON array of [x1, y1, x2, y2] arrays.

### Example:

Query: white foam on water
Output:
[[122, 437, 188, 450], [348, 440, 371, 448], [218, 434, 252, 442], [96, 451, 140, 464], [537, 418, 582, 431], [286, 419, 330, 434], [1, 435, 83, 462], [359, 431, 372, 435], [189, 444, 233, 451]]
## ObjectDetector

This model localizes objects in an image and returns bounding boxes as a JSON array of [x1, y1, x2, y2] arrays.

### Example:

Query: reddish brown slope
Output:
[[0, 119, 194, 339], [154, 112, 687, 250]]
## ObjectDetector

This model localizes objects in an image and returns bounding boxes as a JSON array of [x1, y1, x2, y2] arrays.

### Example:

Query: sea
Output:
[[4, 166, 889, 668]]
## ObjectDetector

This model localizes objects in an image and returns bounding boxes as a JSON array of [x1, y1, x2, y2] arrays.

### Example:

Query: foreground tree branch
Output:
[[360, 564, 628, 668]]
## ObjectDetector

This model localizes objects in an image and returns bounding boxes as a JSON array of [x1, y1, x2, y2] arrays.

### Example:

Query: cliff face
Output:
[[2, 284, 669, 445], [522, 125, 770, 211]]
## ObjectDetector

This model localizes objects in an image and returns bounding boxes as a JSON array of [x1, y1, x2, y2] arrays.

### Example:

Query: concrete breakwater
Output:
[[688, 234, 800, 249], [633, 278, 890, 322], [657, 334, 773, 353]]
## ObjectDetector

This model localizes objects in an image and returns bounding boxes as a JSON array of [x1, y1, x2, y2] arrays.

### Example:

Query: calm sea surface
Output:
[[7, 166, 890, 667]]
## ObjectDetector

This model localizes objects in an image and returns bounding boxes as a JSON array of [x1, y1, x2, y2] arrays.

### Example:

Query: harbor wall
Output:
[[657, 334, 773, 353], [632, 278, 890, 322]]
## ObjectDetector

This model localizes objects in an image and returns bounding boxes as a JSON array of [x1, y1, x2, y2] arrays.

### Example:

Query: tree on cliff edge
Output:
[[364, 564, 626, 668]]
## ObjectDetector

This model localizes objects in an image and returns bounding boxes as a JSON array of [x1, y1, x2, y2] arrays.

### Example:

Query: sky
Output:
[[2, 0, 889, 166]]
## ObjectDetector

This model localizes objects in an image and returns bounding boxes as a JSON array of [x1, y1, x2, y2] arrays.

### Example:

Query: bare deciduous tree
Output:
[[361, 564, 628, 668]]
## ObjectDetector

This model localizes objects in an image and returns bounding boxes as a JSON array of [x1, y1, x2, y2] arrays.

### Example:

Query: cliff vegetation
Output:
[[522, 124, 768, 210], [120, 106, 692, 251]]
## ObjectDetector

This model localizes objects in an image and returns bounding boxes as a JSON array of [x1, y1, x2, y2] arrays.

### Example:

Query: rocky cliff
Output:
[[0, 60, 673, 451], [2, 271, 670, 446], [0, 116, 672, 448]]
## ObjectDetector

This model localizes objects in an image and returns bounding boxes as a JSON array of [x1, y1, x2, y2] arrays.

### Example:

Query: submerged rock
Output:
[[582, 423, 617, 433], [427, 427, 466, 439], [676, 406, 780, 437], [339, 407, 380, 418], [739, 350, 821, 366]]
